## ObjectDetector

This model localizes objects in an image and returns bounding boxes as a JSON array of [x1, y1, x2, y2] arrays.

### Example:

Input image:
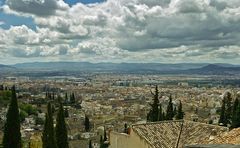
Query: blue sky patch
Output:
[[64, 0, 105, 6], [0, 12, 36, 30]]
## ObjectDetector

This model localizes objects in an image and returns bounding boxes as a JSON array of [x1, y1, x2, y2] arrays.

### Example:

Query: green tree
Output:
[[158, 104, 164, 121], [166, 95, 174, 120], [124, 123, 128, 134], [235, 103, 240, 128], [100, 128, 109, 148], [219, 92, 233, 126], [56, 102, 69, 148], [176, 101, 184, 120], [219, 97, 227, 126], [2, 86, 22, 148], [42, 103, 57, 148], [173, 106, 177, 117], [70, 93, 75, 104], [89, 140, 93, 148], [147, 86, 160, 122], [225, 92, 233, 125], [231, 98, 239, 128], [100, 136, 103, 147], [84, 115, 90, 132], [64, 93, 68, 104]]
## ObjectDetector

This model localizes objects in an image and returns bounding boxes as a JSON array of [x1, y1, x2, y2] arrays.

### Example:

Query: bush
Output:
[[19, 103, 38, 116]]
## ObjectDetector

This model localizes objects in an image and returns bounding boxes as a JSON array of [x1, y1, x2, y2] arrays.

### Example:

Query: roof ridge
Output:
[[183, 120, 229, 130], [132, 120, 184, 127]]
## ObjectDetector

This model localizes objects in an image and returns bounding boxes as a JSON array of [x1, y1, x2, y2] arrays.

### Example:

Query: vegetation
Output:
[[219, 91, 240, 128], [147, 86, 160, 122], [42, 103, 57, 148], [147, 86, 184, 122], [2, 86, 22, 148], [89, 140, 92, 148], [176, 101, 184, 120], [0, 90, 11, 106], [166, 95, 174, 120], [100, 128, 109, 148], [84, 115, 91, 132], [124, 123, 128, 134], [19, 103, 38, 116], [55, 101, 69, 148]]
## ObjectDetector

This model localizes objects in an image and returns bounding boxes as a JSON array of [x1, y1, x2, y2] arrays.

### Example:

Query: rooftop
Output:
[[132, 120, 228, 148]]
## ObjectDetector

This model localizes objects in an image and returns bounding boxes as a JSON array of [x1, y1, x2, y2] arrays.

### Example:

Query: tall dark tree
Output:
[[64, 109, 69, 118], [89, 140, 93, 148], [56, 102, 69, 148], [0, 84, 4, 91], [124, 123, 128, 134], [100, 128, 109, 148], [2, 86, 21, 148], [84, 115, 90, 132], [103, 127, 107, 142], [231, 98, 239, 128], [166, 95, 174, 120], [70, 93, 75, 104], [173, 106, 177, 117], [225, 92, 233, 125], [219, 98, 227, 126], [64, 93, 68, 104], [100, 135, 103, 147], [147, 86, 160, 122], [158, 104, 164, 121], [42, 103, 57, 148], [176, 101, 184, 120], [235, 103, 240, 128]]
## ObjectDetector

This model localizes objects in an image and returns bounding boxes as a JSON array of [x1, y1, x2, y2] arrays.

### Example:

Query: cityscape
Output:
[[1, 0, 240, 148]]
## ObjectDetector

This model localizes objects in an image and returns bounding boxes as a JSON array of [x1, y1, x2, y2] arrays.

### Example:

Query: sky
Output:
[[0, 0, 240, 64]]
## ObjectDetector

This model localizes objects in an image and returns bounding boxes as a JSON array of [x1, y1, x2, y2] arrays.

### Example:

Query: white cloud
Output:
[[1, 0, 240, 64], [5, 0, 67, 16]]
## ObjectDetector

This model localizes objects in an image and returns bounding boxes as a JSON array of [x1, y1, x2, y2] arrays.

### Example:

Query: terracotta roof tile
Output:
[[132, 120, 228, 148]]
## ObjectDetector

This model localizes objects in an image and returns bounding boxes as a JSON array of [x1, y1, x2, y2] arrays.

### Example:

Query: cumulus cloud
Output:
[[5, 0, 68, 16], [1, 0, 240, 63]]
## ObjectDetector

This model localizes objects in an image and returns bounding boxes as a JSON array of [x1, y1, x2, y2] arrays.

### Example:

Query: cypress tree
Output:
[[173, 106, 177, 117], [42, 103, 57, 148], [124, 123, 128, 134], [231, 98, 239, 128], [166, 95, 174, 120], [89, 140, 93, 148], [64, 93, 68, 104], [2, 86, 21, 148], [147, 86, 160, 122], [225, 92, 233, 126], [56, 102, 69, 148], [100, 128, 108, 148], [158, 104, 164, 121], [176, 101, 184, 120], [100, 135, 103, 147], [84, 115, 90, 132], [103, 127, 107, 142], [235, 103, 240, 128], [70, 93, 75, 104], [219, 98, 226, 126]]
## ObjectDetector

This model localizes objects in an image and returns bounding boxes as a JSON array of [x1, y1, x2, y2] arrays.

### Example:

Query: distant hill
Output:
[[182, 64, 240, 75], [13, 62, 208, 72], [0, 62, 238, 76], [0, 64, 16, 71]]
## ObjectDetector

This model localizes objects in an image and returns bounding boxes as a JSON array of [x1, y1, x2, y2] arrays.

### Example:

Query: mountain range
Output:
[[0, 62, 239, 75]]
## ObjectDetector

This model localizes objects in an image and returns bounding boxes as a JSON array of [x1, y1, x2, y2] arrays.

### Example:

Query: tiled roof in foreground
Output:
[[132, 120, 228, 148], [201, 128, 240, 144]]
